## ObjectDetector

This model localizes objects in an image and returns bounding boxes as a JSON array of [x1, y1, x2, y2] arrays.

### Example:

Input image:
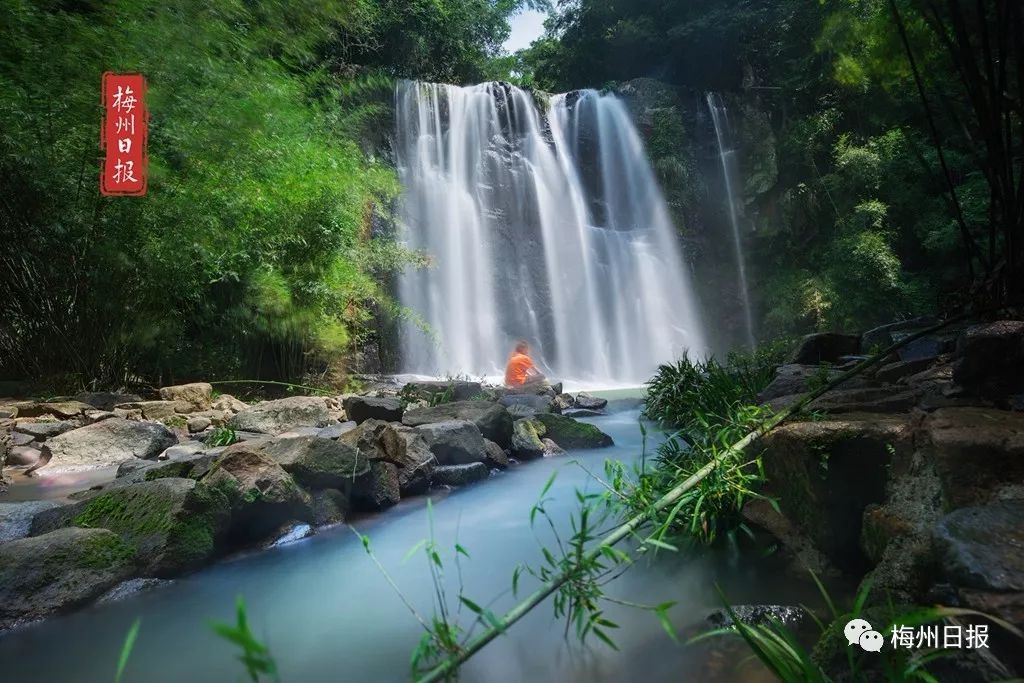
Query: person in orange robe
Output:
[[504, 340, 546, 388]]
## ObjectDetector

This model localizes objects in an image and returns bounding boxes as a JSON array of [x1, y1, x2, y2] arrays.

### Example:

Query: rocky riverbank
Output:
[[0, 380, 615, 630], [744, 318, 1024, 678]]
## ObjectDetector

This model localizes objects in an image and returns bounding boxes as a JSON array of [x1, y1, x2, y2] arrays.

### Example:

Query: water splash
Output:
[[394, 81, 707, 384], [705, 92, 756, 349]]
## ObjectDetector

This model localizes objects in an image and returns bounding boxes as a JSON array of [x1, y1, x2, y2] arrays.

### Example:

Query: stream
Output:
[[1, 407, 820, 682]]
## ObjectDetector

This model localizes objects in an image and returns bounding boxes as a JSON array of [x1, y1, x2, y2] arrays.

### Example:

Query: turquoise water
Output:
[[1, 409, 815, 682]]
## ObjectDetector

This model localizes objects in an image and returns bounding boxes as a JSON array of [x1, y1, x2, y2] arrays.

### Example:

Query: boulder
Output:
[[757, 364, 878, 403], [552, 394, 575, 413], [542, 438, 565, 456], [789, 333, 860, 364], [74, 391, 143, 411], [574, 393, 608, 411], [415, 420, 488, 466], [511, 418, 546, 460], [211, 394, 248, 414], [874, 356, 937, 384], [351, 461, 401, 511], [768, 386, 922, 415], [342, 395, 403, 424], [934, 500, 1024, 592], [497, 393, 552, 415], [14, 401, 93, 419], [432, 463, 489, 487], [482, 439, 510, 469], [115, 400, 178, 420], [915, 407, 1024, 508], [562, 408, 604, 418], [0, 405, 17, 419], [187, 416, 212, 433], [228, 396, 329, 435], [861, 316, 939, 352], [954, 321, 1024, 398], [240, 435, 369, 489], [200, 448, 311, 544], [83, 410, 118, 424], [505, 404, 540, 419], [0, 527, 134, 630], [402, 400, 513, 447], [534, 413, 613, 449], [38, 418, 177, 473], [319, 421, 357, 439], [10, 431, 33, 446], [30, 478, 231, 577], [7, 446, 44, 468], [159, 382, 213, 413], [379, 424, 436, 495], [13, 420, 78, 440], [401, 380, 483, 403], [119, 451, 219, 483], [310, 489, 349, 526], [0, 501, 61, 543]]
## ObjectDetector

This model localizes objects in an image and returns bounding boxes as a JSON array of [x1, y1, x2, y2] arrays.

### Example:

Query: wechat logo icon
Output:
[[845, 618, 883, 652]]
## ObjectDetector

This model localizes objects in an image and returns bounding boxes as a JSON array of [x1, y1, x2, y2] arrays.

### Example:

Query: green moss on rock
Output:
[[534, 413, 614, 449], [36, 478, 230, 577]]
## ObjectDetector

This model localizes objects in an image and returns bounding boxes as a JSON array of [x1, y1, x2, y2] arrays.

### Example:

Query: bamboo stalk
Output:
[[415, 313, 973, 683]]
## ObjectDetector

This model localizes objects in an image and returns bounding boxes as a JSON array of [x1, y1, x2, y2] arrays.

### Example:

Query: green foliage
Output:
[[207, 426, 239, 448], [114, 619, 141, 683], [1, 0, 523, 388], [642, 347, 782, 447], [209, 597, 278, 683], [699, 573, 1024, 682], [329, 0, 540, 84]]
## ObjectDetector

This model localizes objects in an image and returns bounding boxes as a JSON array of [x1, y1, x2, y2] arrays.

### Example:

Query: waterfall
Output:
[[394, 81, 707, 385], [705, 92, 756, 349]]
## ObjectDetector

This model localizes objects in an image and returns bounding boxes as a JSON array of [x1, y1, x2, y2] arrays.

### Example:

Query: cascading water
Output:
[[394, 81, 707, 385], [705, 92, 756, 349]]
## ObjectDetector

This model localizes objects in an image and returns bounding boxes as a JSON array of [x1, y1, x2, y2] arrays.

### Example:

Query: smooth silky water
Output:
[[0, 409, 819, 682], [395, 82, 707, 384]]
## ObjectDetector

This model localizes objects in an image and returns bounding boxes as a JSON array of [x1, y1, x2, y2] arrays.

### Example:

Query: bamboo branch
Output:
[[415, 313, 975, 683], [207, 379, 335, 396]]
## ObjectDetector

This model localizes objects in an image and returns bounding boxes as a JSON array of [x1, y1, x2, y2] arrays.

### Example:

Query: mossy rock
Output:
[[201, 446, 312, 544], [511, 418, 545, 460], [244, 435, 369, 489], [0, 527, 134, 629], [30, 478, 230, 577], [534, 413, 613, 449]]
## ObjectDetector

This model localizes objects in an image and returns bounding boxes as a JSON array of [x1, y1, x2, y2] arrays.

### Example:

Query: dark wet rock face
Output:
[[954, 321, 1024, 399], [706, 604, 809, 629], [916, 408, 1024, 508], [497, 393, 552, 416], [934, 500, 1024, 593], [401, 381, 483, 403], [432, 462, 489, 487], [342, 396, 403, 424], [402, 401, 513, 447], [415, 420, 488, 466], [574, 393, 608, 411], [789, 333, 860, 364]]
